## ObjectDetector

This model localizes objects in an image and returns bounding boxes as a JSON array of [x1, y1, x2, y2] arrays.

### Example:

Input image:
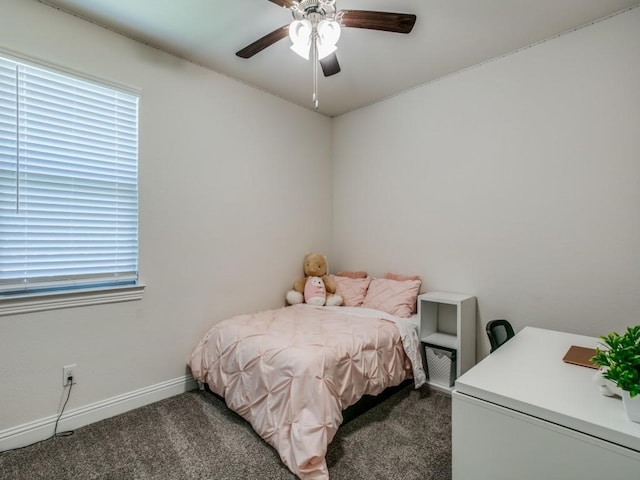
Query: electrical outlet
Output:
[[63, 364, 77, 386]]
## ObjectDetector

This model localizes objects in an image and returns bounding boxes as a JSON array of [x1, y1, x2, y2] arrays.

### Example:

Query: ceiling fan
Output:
[[236, 0, 417, 109]]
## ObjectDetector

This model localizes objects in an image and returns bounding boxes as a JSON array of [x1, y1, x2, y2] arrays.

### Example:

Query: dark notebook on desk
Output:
[[562, 345, 598, 369]]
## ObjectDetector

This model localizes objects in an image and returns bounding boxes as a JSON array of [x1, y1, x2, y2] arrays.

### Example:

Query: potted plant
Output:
[[591, 325, 640, 423]]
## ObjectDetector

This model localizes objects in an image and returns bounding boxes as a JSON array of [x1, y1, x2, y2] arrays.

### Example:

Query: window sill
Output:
[[0, 284, 145, 316]]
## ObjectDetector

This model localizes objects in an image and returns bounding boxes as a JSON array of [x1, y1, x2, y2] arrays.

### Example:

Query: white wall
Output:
[[2, 0, 639, 446], [0, 0, 332, 435], [332, 8, 640, 358]]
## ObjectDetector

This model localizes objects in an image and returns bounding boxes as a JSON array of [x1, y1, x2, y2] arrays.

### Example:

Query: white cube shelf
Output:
[[418, 291, 476, 390]]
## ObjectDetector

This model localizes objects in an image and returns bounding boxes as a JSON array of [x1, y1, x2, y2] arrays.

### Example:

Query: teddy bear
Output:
[[285, 252, 343, 306]]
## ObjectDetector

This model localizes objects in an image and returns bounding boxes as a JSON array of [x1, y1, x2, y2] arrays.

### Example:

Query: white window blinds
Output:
[[0, 56, 139, 295]]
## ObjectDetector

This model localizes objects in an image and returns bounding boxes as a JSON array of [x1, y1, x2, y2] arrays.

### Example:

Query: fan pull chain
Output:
[[312, 29, 319, 110]]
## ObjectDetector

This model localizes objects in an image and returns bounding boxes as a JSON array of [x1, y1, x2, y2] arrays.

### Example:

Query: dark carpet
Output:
[[1, 384, 451, 479]]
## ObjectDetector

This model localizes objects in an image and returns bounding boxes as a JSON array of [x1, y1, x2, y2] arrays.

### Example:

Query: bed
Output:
[[189, 287, 426, 480]]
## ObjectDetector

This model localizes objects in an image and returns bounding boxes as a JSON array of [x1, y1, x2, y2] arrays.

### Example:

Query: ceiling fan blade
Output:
[[268, 0, 295, 8], [236, 25, 290, 58], [339, 10, 416, 34], [320, 53, 340, 77]]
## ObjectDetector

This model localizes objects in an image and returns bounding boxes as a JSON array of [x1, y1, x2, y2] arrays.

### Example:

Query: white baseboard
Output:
[[427, 381, 453, 395], [0, 374, 197, 452]]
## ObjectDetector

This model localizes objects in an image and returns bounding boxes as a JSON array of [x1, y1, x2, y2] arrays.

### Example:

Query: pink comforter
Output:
[[188, 304, 419, 480]]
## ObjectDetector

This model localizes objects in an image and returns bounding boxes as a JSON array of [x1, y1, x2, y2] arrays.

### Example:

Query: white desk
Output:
[[452, 327, 640, 480]]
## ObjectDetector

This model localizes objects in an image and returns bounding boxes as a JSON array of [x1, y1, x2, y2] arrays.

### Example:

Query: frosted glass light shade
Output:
[[317, 20, 341, 46], [316, 43, 337, 60], [316, 20, 341, 60], [289, 19, 312, 60]]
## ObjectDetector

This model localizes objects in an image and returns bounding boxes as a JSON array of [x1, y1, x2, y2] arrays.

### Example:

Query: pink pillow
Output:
[[361, 278, 422, 318], [384, 272, 421, 282], [332, 275, 371, 307], [336, 271, 368, 279]]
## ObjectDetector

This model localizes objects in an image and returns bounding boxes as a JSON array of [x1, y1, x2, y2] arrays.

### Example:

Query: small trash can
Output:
[[424, 344, 457, 387]]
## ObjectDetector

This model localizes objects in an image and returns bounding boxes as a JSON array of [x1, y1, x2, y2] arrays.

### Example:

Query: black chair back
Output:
[[486, 319, 515, 353]]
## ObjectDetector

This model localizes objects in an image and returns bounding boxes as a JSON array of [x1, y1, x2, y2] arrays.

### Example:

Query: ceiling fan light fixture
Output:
[[317, 19, 341, 46], [289, 19, 312, 60], [290, 40, 311, 60], [316, 19, 340, 60], [316, 42, 337, 60]]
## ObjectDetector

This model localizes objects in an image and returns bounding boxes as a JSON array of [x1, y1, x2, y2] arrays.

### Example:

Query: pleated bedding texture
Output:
[[189, 304, 426, 480]]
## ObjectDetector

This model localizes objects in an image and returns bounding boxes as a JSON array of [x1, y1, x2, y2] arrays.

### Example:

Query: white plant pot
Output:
[[621, 390, 640, 423]]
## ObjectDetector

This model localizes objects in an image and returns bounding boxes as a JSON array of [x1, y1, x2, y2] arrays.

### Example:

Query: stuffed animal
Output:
[[285, 252, 343, 306], [304, 276, 327, 306]]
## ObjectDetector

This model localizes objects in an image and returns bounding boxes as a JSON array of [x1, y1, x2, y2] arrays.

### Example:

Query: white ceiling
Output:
[[38, 0, 639, 117]]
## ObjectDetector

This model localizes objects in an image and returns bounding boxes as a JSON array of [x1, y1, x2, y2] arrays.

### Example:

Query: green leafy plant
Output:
[[591, 325, 640, 398]]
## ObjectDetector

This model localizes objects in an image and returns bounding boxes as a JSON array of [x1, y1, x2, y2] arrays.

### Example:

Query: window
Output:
[[0, 54, 139, 302]]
